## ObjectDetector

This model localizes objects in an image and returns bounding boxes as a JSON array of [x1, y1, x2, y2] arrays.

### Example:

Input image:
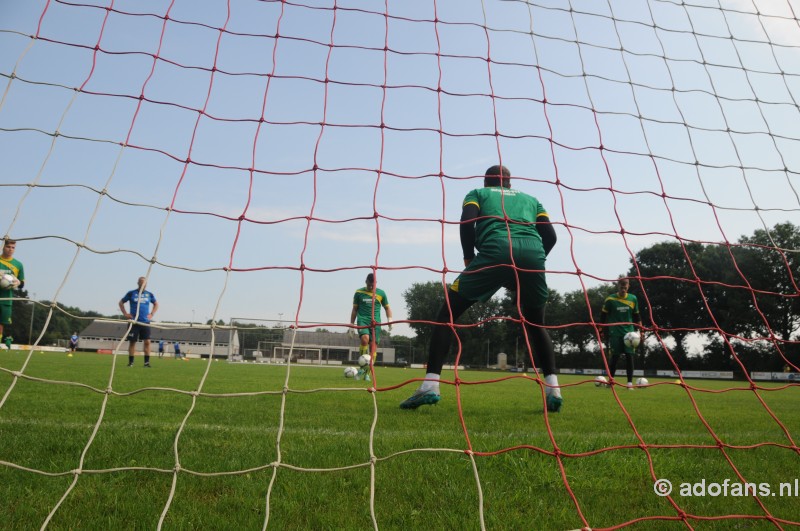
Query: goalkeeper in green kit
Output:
[[400, 164, 563, 412]]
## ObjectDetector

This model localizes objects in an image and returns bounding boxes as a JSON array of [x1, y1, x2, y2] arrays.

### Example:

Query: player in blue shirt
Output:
[[174, 341, 186, 361], [158, 339, 165, 358], [118, 276, 159, 368], [69, 332, 79, 354]]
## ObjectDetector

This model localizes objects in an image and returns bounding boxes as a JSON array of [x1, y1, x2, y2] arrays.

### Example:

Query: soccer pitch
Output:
[[0, 351, 798, 530]]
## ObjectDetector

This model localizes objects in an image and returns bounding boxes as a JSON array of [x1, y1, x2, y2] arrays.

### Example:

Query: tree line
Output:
[[398, 222, 800, 375], [5, 222, 797, 374], [4, 296, 103, 346]]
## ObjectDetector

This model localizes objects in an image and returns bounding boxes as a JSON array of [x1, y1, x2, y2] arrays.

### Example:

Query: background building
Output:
[[78, 321, 238, 358]]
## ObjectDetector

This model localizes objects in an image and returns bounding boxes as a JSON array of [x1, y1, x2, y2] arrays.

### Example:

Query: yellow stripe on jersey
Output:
[[463, 200, 480, 209], [0, 259, 20, 278], [603, 295, 636, 309], [355, 289, 384, 305]]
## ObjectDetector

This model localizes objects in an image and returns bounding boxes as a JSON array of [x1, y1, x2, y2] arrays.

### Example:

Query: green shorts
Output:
[[609, 335, 635, 356], [357, 319, 381, 344], [0, 304, 12, 326], [451, 239, 548, 307]]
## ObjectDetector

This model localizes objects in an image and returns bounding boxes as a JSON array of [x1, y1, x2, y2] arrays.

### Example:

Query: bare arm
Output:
[[385, 305, 393, 331], [119, 300, 131, 319]]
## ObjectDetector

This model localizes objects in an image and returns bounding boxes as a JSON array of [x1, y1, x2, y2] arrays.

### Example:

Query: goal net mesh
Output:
[[1, 0, 799, 528]]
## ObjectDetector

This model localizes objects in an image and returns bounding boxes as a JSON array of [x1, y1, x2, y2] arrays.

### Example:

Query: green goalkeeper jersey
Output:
[[462, 186, 548, 251], [0, 256, 24, 306], [601, 293, 639, 337], [353, 287, 389, 324]]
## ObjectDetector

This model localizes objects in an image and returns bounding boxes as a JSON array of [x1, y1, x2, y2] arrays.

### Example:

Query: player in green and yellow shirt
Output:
[[600, 277, 642, 389], [0, 239, 25, 343], [350, 273, 393, 381], [401, 164, 562, 412]]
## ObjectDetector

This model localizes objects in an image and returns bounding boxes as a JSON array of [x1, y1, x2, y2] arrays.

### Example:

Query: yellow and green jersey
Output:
[[0, 256, 24, 306], [463, 187, 548, 250], [601, 293, 639, 337], [353, 287, 389, 324]]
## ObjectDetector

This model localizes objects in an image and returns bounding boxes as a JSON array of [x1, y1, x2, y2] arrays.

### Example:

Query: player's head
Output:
[[365, 273, 375, 290], [137, 276, 147, 289], [2, 239, 16, 258], [617, 277, 630, 296], [484, 165, 511, 188]]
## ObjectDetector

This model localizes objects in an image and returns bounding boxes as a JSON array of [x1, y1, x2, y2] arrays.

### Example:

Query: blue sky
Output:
[[1, 0, 799, 337]]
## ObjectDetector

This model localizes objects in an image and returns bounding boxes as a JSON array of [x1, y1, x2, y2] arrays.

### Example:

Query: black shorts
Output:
[[127, 323, 152, 342]]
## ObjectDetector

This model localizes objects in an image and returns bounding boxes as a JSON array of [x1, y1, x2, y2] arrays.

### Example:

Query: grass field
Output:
[[0, 350, 798, 530]]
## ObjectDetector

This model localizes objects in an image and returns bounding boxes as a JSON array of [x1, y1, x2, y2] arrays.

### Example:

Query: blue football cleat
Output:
[[546, 394, 563, 413], [400, 389, 441, 410]]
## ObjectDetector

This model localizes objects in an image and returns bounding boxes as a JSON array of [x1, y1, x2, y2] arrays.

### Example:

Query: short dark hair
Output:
[[484, 165, 511, 188], [366, 273, 375, 283]]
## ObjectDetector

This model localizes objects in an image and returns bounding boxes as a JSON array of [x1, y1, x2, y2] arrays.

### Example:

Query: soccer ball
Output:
[[0, 273, 16, 289], [594, 375, 608, 387], [358, 354, 371, 367], [343, 366, 358, 378], [636, 377, 649, 386], [623, 331, 641, 348]]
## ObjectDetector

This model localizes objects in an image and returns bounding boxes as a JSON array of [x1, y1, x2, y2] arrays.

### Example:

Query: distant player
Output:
[[600, 277, 642, 389], [0, 239, 25, 344], [400, 164, 562, 412], [350, 273, 392, 381], [4, 335, 12, 350], [69, 332, 79, 353], [173, 341, 185, 361], [158, 339, 165, 358], [119, 276, 159, 368]]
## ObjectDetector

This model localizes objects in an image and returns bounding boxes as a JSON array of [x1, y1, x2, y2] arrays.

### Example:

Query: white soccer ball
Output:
[[594, 375, 608, 387], [623, 331, 641, 348], [0, 273, 16, 289], [358, 354, 371, 367], [636, 377, 649, 386], [343, 366, 358, 378]]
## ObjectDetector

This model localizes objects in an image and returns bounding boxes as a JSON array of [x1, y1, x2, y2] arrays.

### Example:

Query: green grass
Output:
[[0, 350, 798, 530]]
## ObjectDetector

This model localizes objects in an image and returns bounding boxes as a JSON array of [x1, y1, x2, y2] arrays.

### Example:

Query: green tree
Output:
[[402, 280, 505, 367], [630, 241, 709, 368], [626, 222, 800, 372], [496, 285, 610, 370], [735, 222, 800, 341], [8, 290, 103, 345], [402, 281, 448, 350]]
